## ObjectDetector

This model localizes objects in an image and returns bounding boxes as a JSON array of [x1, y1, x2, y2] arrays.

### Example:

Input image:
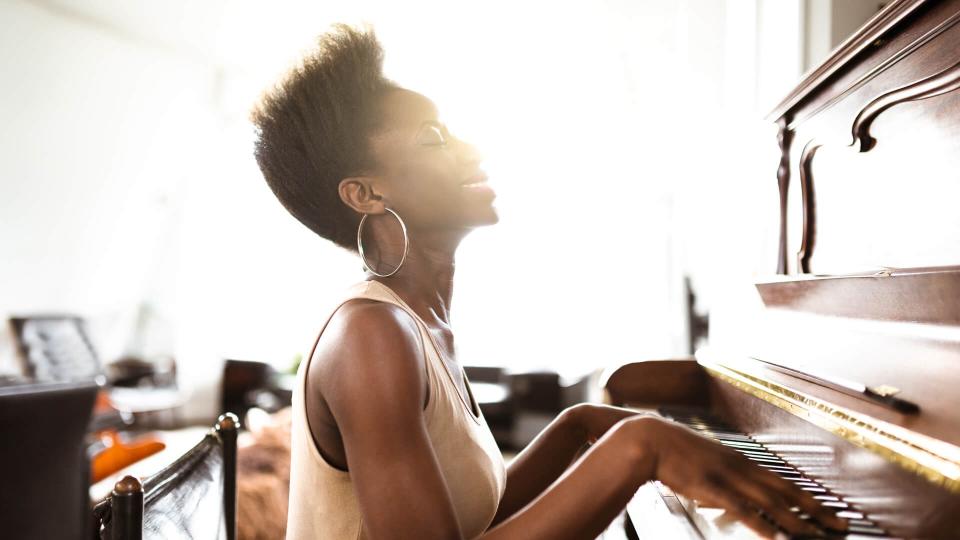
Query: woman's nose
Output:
[[456, 138, 483, 166]]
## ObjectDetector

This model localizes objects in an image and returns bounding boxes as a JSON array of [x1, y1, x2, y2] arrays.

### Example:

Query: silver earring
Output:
[[357, 207, 409, 278]]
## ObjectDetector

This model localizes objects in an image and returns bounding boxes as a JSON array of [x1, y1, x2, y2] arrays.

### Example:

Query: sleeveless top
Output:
[[286, 281, 507, 540]]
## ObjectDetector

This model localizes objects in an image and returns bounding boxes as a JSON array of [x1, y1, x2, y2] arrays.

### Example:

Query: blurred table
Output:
[[108, 386, 184, 429]]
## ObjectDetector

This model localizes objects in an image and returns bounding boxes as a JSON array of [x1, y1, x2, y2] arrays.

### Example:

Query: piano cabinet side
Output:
[[599, 358, 712, 540], [599, 358, 709, 409]]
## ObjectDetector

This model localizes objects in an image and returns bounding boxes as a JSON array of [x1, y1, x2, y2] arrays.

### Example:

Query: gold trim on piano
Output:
[[699, 358, 960, 493]]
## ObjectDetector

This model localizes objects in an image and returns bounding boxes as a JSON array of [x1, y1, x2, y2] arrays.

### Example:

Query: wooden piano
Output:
[[602, 1, 960, 538]]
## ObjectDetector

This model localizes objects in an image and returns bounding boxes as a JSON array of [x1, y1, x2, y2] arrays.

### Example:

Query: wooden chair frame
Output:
[[94, 413, 239, 540]]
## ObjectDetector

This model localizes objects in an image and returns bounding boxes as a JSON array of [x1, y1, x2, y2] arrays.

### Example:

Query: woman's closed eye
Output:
[[416, 123, 448, 147]]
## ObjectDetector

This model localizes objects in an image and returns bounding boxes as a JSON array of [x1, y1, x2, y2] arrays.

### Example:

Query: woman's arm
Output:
[[489, 404, 638, 526], [483, 413, 849, 539]]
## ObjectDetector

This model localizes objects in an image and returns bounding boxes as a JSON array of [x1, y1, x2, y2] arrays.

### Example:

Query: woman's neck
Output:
[[369, 229, 463, 327]]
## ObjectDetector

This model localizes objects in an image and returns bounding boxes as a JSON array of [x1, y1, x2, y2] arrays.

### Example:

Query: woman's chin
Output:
[[473, 207, 500, 227]]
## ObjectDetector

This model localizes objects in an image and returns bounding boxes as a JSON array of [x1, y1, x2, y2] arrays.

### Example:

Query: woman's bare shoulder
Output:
[[309, 298, 427, 411]]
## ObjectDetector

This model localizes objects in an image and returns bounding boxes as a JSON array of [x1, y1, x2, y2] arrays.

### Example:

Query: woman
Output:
[[251, 26, 844, 540]]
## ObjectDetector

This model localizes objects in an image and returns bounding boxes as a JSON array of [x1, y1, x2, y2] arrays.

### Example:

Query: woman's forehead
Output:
[[378, 88, 439, 129]]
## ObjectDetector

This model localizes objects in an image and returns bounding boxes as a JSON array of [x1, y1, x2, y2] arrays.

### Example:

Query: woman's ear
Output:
[[338, 177, 386, 215]]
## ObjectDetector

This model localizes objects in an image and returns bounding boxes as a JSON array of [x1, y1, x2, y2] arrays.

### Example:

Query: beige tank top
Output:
[[286, 281, 507, 540]]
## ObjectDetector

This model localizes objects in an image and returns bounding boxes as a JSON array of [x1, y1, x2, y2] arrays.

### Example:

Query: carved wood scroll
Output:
[[852, 60, 960, 151], [784, 60, 960, 273], [796, 140, 820, 274], [776, 118, 793, 274]]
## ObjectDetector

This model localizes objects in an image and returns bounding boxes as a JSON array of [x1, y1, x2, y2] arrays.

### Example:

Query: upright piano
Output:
[[603, 1, 960, 538]]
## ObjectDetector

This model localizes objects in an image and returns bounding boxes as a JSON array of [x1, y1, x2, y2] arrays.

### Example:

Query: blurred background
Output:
[[0, 0, 883, 423]]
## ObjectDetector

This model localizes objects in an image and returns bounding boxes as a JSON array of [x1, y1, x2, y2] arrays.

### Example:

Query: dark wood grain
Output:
[[755, 266, 960, 324]]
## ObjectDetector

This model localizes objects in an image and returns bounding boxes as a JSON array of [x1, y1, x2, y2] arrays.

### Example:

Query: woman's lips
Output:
[[461, 173, 488, 187], [461, 175, 495, 198]]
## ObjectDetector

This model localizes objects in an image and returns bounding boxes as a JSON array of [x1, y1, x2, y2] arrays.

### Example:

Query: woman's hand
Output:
[[564, 407, 846, 536], [627, 416, 847, 538]]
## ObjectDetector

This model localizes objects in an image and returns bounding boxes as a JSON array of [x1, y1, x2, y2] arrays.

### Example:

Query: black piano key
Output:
[[748, 452, 784, 459], [763, 469, 803, 478], [757, 464, 797, 474], [687, 425, 755, 437], [741, 450, 783, 460], [719, 440, 767, 450], [782, 476, 812, 482], [748, 456, 788, 465], [684, 423, 739, 433], [680, 422, 745, 432], [721, 443, 769, 453], [706, 432, 759, 442], [730, 445, 775, 454], [722, 442, 770, 451]]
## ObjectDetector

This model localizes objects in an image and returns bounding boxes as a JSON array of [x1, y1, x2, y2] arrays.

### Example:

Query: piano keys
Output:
[[645, 408, 893, 539]]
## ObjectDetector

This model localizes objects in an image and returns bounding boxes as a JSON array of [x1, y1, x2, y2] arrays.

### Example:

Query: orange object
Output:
[[91, 430, 165, 483], [93, 389, 113, 413]]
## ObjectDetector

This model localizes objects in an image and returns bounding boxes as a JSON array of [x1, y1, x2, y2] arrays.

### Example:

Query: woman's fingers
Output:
[[653, 420, 848, 536], [701, 456, 846, 536], [750, 466, 847, 531], [724, 507, 783, 540], [695, 476, 782, 539], [730, 472, 823, 536]]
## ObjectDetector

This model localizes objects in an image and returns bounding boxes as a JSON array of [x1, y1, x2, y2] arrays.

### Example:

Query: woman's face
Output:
[[366, 89, 498, 233]]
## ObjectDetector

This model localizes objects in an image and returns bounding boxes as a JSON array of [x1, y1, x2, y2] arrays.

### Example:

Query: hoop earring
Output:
[[357, 207, 409, 278]]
